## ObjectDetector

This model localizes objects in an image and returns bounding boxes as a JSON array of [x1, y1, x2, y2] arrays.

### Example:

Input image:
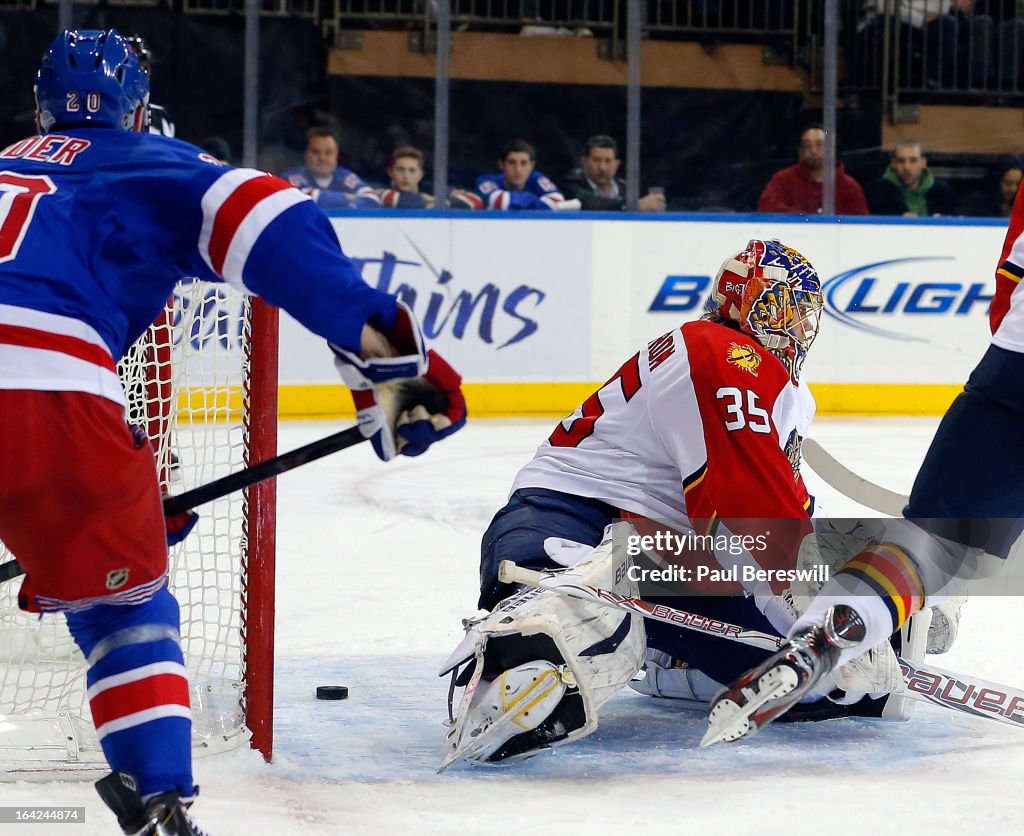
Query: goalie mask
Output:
[[706, 239, 823, 381]]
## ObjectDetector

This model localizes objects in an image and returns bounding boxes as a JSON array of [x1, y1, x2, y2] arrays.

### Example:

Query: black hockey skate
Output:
[[96, 771, 210, 836], [700, 604, 866, 747]]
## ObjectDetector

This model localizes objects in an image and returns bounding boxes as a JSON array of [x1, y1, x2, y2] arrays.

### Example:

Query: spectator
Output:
[[962, 159, 1023, 216], [978, 0, 1024, 89], [282, 126, 381, 210], [559, 135, 666, 211], [859, 0, 993, 89], [475, 139, 578, 211], [379, 146, 434, 209], [376, 146, 484, 210], [951, 0, 997, 88], [865, 141, 958, 216], [757, 124, 869, 215]]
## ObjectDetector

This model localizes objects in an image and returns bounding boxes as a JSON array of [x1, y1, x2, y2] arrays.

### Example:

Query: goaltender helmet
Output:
[[34, 29, 150, 133], [706, 239, 823, 381]]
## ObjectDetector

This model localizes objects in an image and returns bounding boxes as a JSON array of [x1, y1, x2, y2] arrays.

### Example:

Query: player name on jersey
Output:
[[1, 134, 91, 166]]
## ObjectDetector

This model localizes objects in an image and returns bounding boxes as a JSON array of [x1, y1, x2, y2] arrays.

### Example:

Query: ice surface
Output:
[[4, 417, 1024, 835]]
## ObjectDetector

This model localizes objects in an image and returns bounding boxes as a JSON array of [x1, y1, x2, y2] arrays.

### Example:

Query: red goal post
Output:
[[0, 281, 278, 776]]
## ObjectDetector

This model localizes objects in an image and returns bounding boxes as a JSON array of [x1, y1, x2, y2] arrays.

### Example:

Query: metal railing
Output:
[[29, 0, 162, 6], [181, 0, 318, 16], [808, 1, 1024, 117], [332, 0, 801, 44], [17, 0, 318, 13], [645, 0, 798, 37], [333, 0, 616, 33]]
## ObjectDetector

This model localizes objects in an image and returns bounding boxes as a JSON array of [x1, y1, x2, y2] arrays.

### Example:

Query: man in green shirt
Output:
[[865, 141, 957, 216]]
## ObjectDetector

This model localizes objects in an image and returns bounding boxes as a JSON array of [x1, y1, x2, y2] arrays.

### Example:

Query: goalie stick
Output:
[[802, 438, 909, 516], [0, 425, 367, 584], [498, 560, 1024, 731]]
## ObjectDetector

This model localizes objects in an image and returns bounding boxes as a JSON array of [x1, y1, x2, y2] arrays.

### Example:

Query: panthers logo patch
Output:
[[726, 343, 761, 376]]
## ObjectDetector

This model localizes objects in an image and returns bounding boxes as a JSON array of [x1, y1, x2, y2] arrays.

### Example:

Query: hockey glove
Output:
[[332, 302, 464, 461], [345, 349, 465, 461], [128, 426, 199, 547], [164, 503, 199, 547], [392, 349, 466, 457], [330, 300, 428, 386]]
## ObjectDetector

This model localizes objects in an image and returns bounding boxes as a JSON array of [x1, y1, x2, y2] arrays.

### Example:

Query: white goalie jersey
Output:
[[512, 319, 816, 580]]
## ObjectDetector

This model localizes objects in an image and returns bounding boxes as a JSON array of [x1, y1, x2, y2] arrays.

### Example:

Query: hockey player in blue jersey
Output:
[[282, 126, 381, 210], [0, 29, 465, 834], [475, 139, 577, 211]]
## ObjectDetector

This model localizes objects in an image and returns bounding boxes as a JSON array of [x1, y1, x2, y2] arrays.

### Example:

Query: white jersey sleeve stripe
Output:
[[220, 187, 308, 290], [198, 168, 264, 276], [199, 169, 309, 289]]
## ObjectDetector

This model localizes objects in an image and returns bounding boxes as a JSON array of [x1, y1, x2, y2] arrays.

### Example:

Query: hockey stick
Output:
[[0, 425, 367, 584], [498, 561, 1024, 730], [802, 438, 908, 516], [498, 560, 783, 651], [161, 424, 365, 516]]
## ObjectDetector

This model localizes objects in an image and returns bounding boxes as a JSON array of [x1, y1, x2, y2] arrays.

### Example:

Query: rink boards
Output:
[[269, 212, 1008, 417]]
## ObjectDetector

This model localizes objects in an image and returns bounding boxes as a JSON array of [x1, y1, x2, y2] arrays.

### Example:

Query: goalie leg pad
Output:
[[927, 592, 966, 655], [880, 607, 932, 720], [827, 607, 932, 721], [442, 522, 646, 768], [629, 649, 724, 705]]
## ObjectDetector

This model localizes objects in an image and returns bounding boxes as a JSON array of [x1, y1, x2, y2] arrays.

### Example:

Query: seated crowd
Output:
[[282, 124, 1022, 219]]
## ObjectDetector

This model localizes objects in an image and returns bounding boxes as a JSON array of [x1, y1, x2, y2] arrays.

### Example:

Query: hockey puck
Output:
[[316, 685, 349, 701]]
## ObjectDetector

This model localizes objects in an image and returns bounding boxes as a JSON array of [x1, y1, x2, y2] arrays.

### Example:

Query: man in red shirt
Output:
[[758, 124, 869, 215]]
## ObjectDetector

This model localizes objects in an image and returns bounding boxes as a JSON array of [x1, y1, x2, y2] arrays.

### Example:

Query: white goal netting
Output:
[[0, 281, 270, 778]]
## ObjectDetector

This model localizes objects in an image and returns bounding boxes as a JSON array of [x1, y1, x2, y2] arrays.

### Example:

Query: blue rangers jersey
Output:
[[475, 170, 565, 211], [0, 128, 396, 407], [282, 165, 381, 210]]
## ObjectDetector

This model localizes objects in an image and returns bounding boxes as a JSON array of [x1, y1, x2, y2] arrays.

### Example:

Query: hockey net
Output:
[[0, 281, 278, 778]]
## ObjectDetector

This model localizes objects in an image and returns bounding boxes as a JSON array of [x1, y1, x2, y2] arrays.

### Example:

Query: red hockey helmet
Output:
[[709, 239, 823, 380]]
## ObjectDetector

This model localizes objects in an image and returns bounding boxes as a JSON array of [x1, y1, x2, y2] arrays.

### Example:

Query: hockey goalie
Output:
[[439, 239, 963, 768]]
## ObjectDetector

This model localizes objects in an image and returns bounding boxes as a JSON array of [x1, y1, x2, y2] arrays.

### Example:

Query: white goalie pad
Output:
[[827, 607, 932, 721], [629, 649, 725, 706], [439, 522, 646, 769], [927, 592, 967, 655]]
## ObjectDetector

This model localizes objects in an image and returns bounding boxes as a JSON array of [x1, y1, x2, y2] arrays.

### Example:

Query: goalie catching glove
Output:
[[331, 301, 466, 461]]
